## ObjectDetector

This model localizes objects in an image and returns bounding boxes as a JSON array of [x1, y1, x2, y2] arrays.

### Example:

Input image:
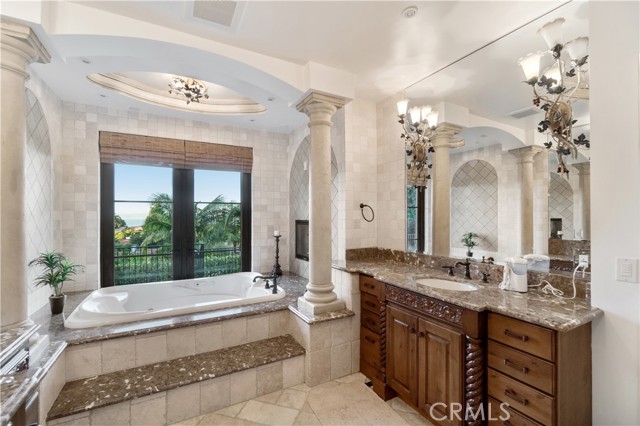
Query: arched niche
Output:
[[450, 159, 498, 254]]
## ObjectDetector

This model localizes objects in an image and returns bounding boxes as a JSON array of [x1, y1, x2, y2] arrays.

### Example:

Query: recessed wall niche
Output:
[[450, 159, 498, 253], [289, 137, 339, 278], [25, 89, 54, 313], [549, 173, 575, 240]]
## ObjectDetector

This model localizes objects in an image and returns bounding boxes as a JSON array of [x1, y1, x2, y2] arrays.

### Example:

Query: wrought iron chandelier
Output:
[[168, 76, 209, 104], [519, 17, 590, 176], [397, 100, 439, 189]]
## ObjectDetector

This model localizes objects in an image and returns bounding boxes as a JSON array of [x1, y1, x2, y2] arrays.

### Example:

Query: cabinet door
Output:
[[387, 304, 418, 405], [418, 318, 463, 426]]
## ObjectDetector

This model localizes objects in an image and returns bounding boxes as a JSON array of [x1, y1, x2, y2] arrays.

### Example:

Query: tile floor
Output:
[[170, 373, 434, 426]]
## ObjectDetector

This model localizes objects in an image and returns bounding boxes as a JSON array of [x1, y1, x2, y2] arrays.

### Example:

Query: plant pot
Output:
[[49, 294, 66, 315], [466, 250, 473, 258]]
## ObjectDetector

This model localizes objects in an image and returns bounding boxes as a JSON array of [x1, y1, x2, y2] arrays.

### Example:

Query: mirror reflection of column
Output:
[[573, 162, 590, 240]]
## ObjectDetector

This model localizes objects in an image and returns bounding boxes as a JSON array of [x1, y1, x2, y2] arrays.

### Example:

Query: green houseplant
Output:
[[460, 232, 479, 257], [29, 252, 83, 315]]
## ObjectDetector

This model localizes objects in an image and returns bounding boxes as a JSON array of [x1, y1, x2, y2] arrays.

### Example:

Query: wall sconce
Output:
[[518, 17, 590, 176], [397, 100, 439, 188]]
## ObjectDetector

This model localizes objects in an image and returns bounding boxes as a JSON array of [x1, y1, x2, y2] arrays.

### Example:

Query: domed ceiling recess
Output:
[[87, 72, 266, 115]]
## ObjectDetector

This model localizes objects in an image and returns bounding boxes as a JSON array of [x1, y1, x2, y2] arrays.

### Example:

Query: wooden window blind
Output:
[[99, 131, 253, 173]]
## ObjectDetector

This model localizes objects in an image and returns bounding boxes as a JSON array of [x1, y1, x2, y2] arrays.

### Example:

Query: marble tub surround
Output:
[[548, 238, 591, 257], [335, 256, 601, 332], [30, 274, 307, 346], [0, 322, 38, 358], [47, 335, 305, 422], [0, 340, 66, 425]]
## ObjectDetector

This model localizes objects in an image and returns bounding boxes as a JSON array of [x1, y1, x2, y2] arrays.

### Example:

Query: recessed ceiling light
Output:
[[250, 119, 255, 122], [267, 97, 275, 102], [81, 58, 91, 64], [480, 134, 487, 138], [99, 94, 107, 98], [402, 6, 418, 18]]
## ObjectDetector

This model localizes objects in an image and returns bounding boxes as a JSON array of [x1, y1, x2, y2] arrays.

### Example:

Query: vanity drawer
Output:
[[488, 341, 554, 395], [361, 307, 382, 333], [488, 397, 544, 426], [360, 275, 384, 299], [360, 327, 383, 370], [361, 292, 382, 313], [488, 369, 553, 426], [489, 313, 555, 361]]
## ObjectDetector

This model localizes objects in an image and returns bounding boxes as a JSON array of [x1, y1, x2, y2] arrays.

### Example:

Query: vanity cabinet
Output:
[[359, 275, 396, 400], [385, 284, 485, 426], [487, 312, 592, 426]]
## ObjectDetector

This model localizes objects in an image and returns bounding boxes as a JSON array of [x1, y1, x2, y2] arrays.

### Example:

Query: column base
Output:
[[296, 295, 345, 318]]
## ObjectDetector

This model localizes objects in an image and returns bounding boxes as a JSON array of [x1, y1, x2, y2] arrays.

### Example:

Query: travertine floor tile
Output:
[[397, 411, 435, 426], [276, 389, 307, 410], [257, 390, 284, 405], [293, 411, 322, 426], [334, 373, 366, 384], [236, 400, 299, 425], [291, 383, 312, 393], [169, 416, 202, 426], [215, 401, 247, 418], [307, 382, 409, 426], [387, 397, 419, 414], [197, 413, 263, 426]]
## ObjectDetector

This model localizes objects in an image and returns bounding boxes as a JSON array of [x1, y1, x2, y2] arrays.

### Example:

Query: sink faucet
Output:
[[454, 259, 472, 279]]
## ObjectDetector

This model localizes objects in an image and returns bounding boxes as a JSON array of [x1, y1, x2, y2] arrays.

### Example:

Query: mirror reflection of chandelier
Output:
[[397, 100, 439, 189], [168, 76, 209, 104], [518, 17, 590, 176]]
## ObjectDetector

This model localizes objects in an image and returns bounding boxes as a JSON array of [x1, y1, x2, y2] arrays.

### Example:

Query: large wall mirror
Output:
[[404, 1, 590, 269]]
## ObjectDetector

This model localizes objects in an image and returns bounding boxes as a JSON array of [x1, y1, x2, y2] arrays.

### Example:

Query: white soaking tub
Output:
[[64, 272, 286, 329]]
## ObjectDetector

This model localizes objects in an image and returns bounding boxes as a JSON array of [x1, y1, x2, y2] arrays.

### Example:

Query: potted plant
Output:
[[29, 252, 83, 315], [461, 232, 479, 257]]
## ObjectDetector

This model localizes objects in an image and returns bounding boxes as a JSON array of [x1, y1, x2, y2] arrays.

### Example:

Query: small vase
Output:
[[49, 294, 66, 315], [466, 250, 473, 258]]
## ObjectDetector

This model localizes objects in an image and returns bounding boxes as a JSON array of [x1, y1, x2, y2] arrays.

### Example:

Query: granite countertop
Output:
[[31, 274, 308, 346], [0, 323, 39, 357], [0, 340, 66, 425], [334, 259, 602, 331]]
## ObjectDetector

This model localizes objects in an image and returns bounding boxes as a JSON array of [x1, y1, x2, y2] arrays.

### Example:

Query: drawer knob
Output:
[[410, 327, 416, 335], [418, 331, 426, 338], [365, 318, 376, 327], [504, 388, 529, 406], [364, 283, 375, 289], [364, 301, 377, 309], [504, 358, 529, 374], [364, 336, 376, 345], [504, 329, 529, 342]]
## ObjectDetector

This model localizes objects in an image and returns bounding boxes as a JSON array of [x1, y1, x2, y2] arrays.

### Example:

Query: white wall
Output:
[[57, 101, 290, 291], [589, 2, 640, 425]]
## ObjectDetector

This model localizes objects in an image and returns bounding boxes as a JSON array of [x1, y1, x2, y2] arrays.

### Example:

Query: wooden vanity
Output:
[[359, 274, 593, 426]]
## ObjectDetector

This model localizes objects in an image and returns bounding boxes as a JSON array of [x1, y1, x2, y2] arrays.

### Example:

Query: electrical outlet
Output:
[[578, 254, 589, 265]]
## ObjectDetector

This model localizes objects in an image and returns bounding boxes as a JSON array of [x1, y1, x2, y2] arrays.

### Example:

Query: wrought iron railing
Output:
[[114, 245, 241, 286]]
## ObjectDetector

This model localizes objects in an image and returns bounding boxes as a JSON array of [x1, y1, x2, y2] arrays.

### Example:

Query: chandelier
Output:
[[168, 76, 209, 104], [397, 100, 439, 189], [518, 17, 590, 176]]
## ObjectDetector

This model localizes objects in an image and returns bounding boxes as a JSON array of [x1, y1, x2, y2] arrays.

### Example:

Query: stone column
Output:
[[0, 19, 50, 328], [296, 92, 346, 316], [573, 162, 591, 240], [430, 123, 462, 256], [510, 146, 544, 255]]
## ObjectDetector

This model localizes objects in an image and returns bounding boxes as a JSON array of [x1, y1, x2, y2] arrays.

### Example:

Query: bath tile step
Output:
[[47, 334, 304, 423]]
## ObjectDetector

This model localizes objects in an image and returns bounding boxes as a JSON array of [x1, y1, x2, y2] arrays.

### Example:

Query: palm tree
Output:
[[195, 195, 241, 249], [141, 193, 173, 249]]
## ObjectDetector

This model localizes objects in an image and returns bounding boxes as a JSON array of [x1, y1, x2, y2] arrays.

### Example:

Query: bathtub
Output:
[[64, 272, 286, 329]]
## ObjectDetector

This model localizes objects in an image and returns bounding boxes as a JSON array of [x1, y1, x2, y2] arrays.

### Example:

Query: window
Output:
[[406, 186, 426, 253], [99, 132, 253, 287]]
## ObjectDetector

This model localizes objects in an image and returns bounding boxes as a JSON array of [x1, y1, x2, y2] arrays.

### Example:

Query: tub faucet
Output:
[[455, 259, 472, 279]]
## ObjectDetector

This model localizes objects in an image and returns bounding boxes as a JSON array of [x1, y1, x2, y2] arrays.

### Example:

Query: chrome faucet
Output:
[[454, 259, 472, 279]]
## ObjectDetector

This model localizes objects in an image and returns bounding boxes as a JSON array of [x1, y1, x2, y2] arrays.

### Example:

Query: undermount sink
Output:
[[415, 278, 478, 292]]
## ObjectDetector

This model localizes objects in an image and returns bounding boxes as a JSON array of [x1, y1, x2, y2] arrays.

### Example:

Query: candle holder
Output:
[[271, 235, 283, 278]]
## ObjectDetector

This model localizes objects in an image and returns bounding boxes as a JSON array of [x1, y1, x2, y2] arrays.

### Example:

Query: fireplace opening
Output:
[[295, 220, 309, 261]]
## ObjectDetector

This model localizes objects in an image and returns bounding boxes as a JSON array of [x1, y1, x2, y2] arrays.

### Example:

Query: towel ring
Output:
[[359, 203, 375, 222]]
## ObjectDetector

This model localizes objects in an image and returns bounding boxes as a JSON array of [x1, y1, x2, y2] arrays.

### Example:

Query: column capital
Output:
[[296, 90, 347, 123], [509, 145, 544, 164], [572, 161, 591, 175], [431, 122, 464, 148], [1, 18, 50, 78]]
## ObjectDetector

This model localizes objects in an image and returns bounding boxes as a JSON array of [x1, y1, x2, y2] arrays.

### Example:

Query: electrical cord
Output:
[[528, 262, 587, 300]]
